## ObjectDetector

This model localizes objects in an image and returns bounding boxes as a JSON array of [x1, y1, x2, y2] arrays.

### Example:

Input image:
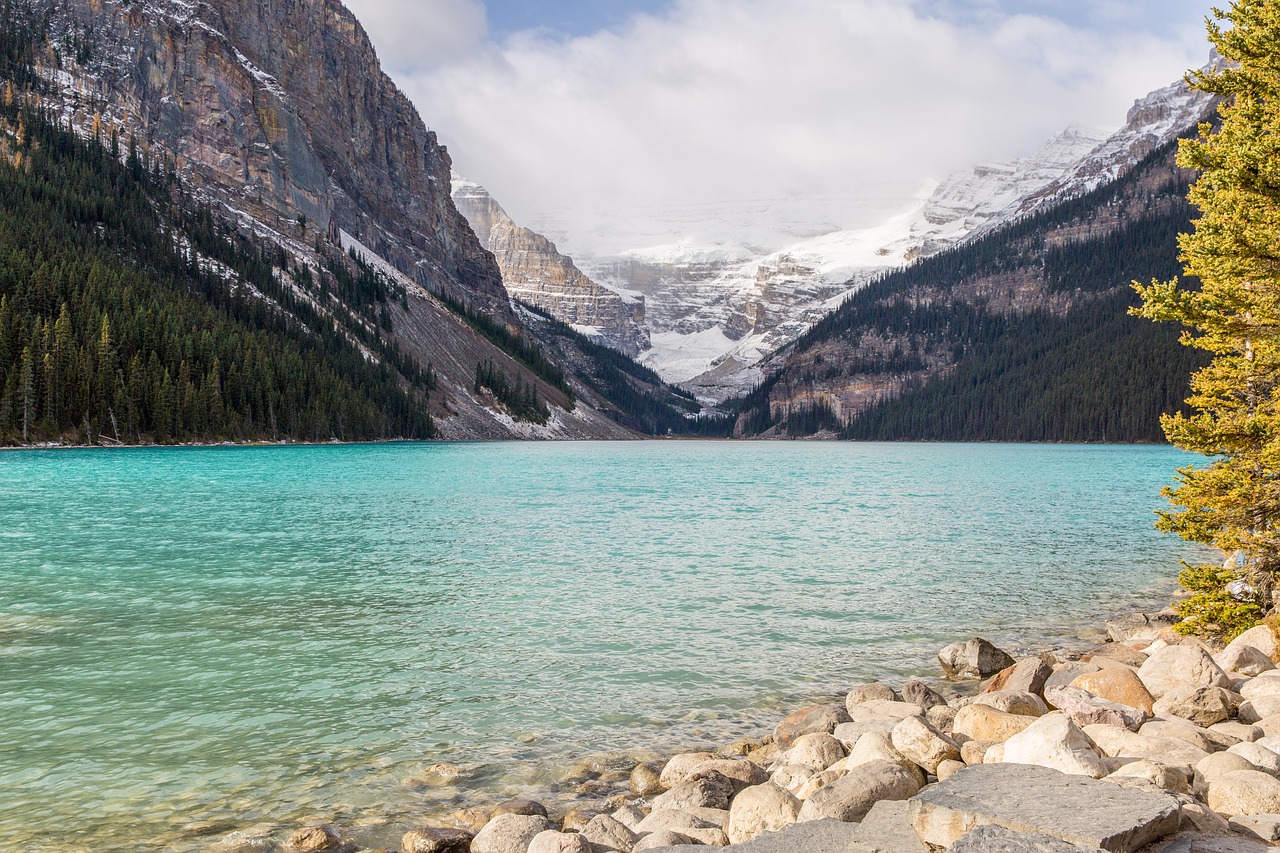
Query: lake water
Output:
[[0, 442, 1205, 850]]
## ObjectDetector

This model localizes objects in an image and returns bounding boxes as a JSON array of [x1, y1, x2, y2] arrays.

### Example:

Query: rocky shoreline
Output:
[[205, 605, 1280, 853]]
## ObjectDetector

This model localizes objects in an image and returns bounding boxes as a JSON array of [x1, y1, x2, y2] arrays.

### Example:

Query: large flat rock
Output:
[[951, 825, 1106, 852], [847, 800, 929, 853], [638, 817, 858, 853], [908, 764, 1181, 852]]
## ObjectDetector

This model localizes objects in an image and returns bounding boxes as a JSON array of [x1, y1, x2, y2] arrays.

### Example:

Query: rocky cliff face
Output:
[[33, 0, 681, 439], [451, 177, 649, 355], [54, 0, 506, 314]]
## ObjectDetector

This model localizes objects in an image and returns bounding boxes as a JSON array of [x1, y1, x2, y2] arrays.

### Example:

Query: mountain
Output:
[[499, 65, 1217, 403], [451, 177, 649, 356], [732, 125, 1212, 441], [1, 0, 711, 443]]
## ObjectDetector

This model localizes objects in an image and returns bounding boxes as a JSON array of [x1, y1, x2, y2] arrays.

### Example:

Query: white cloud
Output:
[[354, 0, 1209, 256], [343, 0, 488, 72]]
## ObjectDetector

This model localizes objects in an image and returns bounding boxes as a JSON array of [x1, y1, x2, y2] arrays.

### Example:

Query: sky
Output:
[[343, 0, 1213, 256]]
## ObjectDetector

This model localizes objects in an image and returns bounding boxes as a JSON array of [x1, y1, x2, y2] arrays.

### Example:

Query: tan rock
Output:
[[1215, 643, 1276, 677], [960, 740, 997, 765], [286, 825, 342, 852], [1223, 623, 1280, 663], [936, 759, 966, 781], [840, 732, 927, 788], [1240, 693, 1280, 724], [890, 716, 960, 774], [725, 783, 800, 844], [952, 704, 1037, 743], [1104, 760, 1190, 794], [1207, 768, 1280, 817], [471, 815, 550, 853], [775, 704, 850, 748], [780, 732, 847, 773], [1070, 668, 1156, 715], [657, 752, 720, 789], [983, 658, 1052, 696], [401, 827, 473, 853], [846, 699, 925, 724], [769, 764, 814, 797], [1226, 741, 1280, 775]]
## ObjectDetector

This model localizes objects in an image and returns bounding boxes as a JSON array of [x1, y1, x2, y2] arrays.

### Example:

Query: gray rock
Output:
[[1215, 643, 1276, 677], [1228, 813, 1280, 842], [471, 815, 550, 853], [491, 799, 548, 818], [901, 679, 949, 710], [1153, 685, 1236, 726], [580, 815, 639, 853], [652, 771, 735, 811], [796, 759, 921, 823], [1088, 644, 1149, 668], [940, 638, 1017, 679], [401, 827, 473, 853], [1044, 686, 1147, 732], [1105, 613, 1172, 645], [907, 763, 1181, 851], [847, 682, 898, 709], [951, 824, 1107, 853], [642, 817, 860, 853], [846, 699, 925, 724], [847, 800, 929, 853]]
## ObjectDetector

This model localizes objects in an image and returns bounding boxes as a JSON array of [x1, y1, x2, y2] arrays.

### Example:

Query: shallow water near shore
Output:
[[0, 442, 1205, 850]]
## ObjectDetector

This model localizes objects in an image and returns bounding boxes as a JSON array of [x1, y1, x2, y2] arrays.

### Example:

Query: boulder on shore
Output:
[[796, 759, 922, 823], [939, 638, 1016, 680], [775, 704, 851, 749], [907, 763, 1181, 851], [1001, 712, 1108, 778]]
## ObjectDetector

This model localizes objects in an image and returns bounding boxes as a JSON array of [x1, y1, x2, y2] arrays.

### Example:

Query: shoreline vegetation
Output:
[[192, 588, 1280, 853]]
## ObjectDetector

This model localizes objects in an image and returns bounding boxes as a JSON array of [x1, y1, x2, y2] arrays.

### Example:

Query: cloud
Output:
[[359, 0, 1210, 255], [343, 0, 488, 73]]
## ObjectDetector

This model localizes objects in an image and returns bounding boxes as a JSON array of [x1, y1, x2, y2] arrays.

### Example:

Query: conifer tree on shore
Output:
[[1133, 0, 1280, 639]]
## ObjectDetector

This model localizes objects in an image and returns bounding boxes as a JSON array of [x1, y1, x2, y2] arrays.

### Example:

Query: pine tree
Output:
[[1132, 1, 1280, 640]]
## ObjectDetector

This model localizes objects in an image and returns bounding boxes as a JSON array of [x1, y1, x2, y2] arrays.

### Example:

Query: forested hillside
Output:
[[734, 134, 1208, 442]]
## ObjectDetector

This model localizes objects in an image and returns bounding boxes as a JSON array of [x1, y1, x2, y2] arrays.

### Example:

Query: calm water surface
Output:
[[0, 442, 1204, 850]]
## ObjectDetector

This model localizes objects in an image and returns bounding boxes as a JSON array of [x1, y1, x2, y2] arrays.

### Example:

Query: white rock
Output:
[[839, 732, 927, 788], [1209, 721, 1263, 742], [657, 752, 720, 789], [1137, 646, 1232, 699], [1105, 759, 1190, 794], [1001, 713, 1107, 779], [769, 764, 814, 797]]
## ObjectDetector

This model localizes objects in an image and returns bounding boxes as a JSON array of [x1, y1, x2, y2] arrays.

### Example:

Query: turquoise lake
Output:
[[0, 442, 1206, 850]]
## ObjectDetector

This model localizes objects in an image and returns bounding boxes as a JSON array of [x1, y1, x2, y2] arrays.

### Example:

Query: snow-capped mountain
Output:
[[593, 62, 1216, 401], [452, 61, 1218, 403]]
